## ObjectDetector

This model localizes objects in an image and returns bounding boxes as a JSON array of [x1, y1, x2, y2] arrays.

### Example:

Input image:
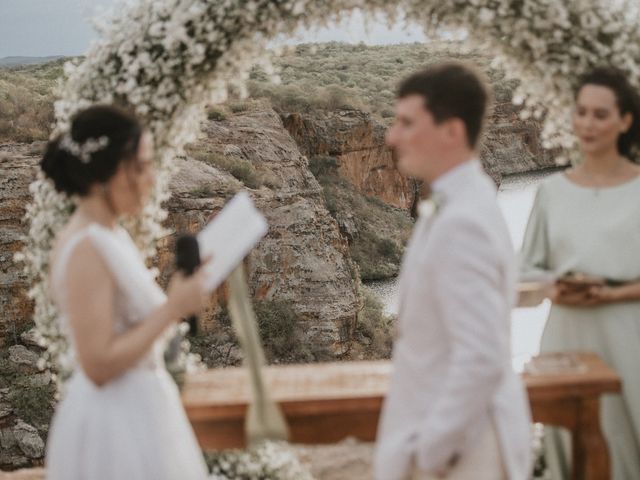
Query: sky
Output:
[[0, 1, 427, 58]]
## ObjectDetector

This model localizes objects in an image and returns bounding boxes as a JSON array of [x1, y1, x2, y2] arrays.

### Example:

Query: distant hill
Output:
[[0, 43, 520, 143], [0, 58, 66, 142], [247, 42, 517, 122], [0, 56, 64, 68]]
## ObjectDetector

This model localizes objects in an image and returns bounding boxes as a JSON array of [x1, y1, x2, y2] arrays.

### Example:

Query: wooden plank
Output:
[[183, 353, 620, 426], [0, 470, 45, 480], [183, 361, 390, 447], [523, 352, 621, 401], [183, 361, 391, 422], [182, 352, 621, 446]]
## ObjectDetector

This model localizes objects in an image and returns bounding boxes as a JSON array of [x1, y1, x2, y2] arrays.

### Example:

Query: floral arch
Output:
[[18, 0, 640, 371]]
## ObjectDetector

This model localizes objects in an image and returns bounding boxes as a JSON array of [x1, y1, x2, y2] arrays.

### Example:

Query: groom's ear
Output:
[[440, 117, 467, 146]]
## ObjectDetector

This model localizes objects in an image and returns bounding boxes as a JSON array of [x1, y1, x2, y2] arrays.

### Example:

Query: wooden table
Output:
[[182, 352, 621, 479], [523, 353, 621, 480]]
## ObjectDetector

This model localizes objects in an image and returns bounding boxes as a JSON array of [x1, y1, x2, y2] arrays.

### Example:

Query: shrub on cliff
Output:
[[355, 290, 393, 360], [187, 148, 263, 189], [0, 59, 64, 142], [248, 81, 365, 114], [309, 155, 412, 281], [190, 300, 314, 366], [248, 42, 515, 122], [0, 343, 54, 435]]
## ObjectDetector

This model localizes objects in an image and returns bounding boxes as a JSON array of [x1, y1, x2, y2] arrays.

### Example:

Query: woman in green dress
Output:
[[521, 67, 640, 479]]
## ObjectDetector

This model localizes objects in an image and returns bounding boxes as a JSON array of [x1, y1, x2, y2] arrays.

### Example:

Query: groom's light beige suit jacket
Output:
[[374, 160, 532, 480]]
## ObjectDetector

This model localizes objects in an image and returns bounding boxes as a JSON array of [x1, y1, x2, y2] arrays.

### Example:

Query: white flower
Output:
[[417, 193, 445, 219], [59, 134, 109, 163], [478, 8, 495, 24], [417, 199, 437, 219]]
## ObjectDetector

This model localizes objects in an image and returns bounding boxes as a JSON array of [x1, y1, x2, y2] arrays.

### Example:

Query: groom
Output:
[[374, 63, 532, 480]]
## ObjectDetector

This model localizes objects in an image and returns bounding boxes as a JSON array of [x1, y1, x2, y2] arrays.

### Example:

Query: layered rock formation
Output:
[[282, 110, 414, 209], [0, 108, 360, 357], [159, 108, 360, 352], [0, 108, 363, 470], [282, 106, 557, 210], [0, 99, 559, 353], [0, 145, 40, 345], [0, 98, 559, 353], [0, 325, 50, 470], [482, 99, 557, 183]]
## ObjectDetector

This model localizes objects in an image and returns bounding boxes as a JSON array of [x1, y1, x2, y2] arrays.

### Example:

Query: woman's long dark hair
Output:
[[41, 105, 143, 196], [576, 67, 640, 160]]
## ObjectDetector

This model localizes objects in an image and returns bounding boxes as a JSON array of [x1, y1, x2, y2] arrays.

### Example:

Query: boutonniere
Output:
[[417, 192, 445, 219]]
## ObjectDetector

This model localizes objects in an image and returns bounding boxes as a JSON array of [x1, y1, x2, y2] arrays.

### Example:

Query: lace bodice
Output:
[[51, 223, 168, 372]]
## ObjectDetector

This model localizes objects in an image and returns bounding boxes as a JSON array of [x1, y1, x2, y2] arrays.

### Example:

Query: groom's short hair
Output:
[[398, 62, 490, 148]]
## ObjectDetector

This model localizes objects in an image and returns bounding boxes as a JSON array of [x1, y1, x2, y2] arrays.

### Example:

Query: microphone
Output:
[[175, 234, 200, 335]]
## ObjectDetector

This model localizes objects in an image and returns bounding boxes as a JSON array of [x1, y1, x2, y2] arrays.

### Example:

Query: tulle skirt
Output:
[[46, 367, 209, 480]]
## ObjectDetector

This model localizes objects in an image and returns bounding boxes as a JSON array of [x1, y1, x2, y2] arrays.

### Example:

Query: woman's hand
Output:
[[585, 285, 623, 304], [551, 283, 622, 307], [166, 257, 213, 320]]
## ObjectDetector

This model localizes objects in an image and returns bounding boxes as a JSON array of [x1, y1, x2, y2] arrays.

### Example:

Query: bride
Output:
[[42, 105, 211, 479]]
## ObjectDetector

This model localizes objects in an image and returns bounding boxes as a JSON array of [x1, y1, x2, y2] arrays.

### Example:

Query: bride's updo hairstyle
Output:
[[41, 105, 143, 196]]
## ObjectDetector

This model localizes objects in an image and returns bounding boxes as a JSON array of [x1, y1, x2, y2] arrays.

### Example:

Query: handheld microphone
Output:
[[175, 234, 200, 335]]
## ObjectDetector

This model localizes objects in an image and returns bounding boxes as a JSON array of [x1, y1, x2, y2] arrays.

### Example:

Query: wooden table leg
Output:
[[529, 396, 611, 480], [572, 396, 610, 480]]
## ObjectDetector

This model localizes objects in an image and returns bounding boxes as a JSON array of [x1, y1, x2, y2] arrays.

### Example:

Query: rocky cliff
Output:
[[282, 106, 556, 210], [0, 108, 360, 356], [0, 145, 40, 346], [282, 110, 414, 210], [0, 108, 364, 469], [161, 108, 360, 353], [0, 99, 558, 351], [482, 99, 557, 182]]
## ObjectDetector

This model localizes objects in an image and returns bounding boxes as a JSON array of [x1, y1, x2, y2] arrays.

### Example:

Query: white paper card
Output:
[[197, 191, 268, 292]]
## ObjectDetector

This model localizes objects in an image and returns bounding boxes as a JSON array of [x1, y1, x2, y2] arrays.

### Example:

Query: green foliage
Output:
[[309, 155, 412, 281], [187, 325, 240, 368], [189, 184, 215, 198], [188, 148, 263, 189], [248, 42, 514, 121], [229, 162, 263, 190], [0, 346, 55, 432], [0, 59, 67, 142], [350, 230, 402, 281], [376, 237, 400, 260], [207, 106, 228, 121], [191, 300, 313, 366], [308, 154, 339, 178], [6, 382, 54, 429], [0, 44, 516, 143], [248, 80, 366, 114], [356, 290, 393, 359], [253, 301, 301, 360], [227, 101, 251, 113]]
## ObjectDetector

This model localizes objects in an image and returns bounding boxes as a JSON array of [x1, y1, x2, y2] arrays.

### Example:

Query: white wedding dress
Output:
[[45, 224, 209, 480]]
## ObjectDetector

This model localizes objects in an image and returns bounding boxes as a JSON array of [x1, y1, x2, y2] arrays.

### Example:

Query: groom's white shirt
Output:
[[374, 159, 532, 480]]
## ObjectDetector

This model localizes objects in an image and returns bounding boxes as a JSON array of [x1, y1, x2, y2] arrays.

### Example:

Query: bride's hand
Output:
[[166, 257, 213, 319]]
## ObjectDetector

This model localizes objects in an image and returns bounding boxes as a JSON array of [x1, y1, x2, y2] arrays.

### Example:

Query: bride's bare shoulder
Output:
[[50, 220, 105, 278], [50, 220, 82, 264]]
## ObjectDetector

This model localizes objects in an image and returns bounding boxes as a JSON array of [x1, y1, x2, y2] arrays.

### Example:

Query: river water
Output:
[[365, 170, 558, 371]]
